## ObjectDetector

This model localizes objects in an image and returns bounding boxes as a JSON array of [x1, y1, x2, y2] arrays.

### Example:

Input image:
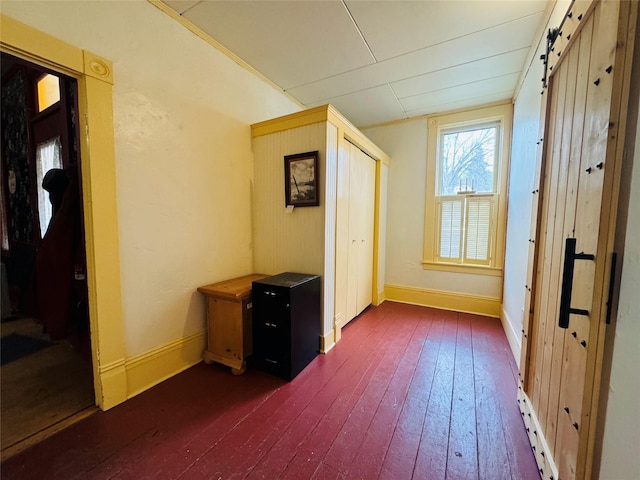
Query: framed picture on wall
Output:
[[284, 151, 319, 207]]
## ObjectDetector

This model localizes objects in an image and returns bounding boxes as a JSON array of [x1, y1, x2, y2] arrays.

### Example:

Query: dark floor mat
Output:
[[1, 333, 53, 366]]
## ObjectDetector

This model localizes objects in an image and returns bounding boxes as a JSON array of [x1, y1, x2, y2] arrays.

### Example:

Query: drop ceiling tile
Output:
[[405, 90, 514, 117], [163, 0, 200, 15], [289, 12, 542, 105], [346, 0, 548, 61], [159, 0, 550, 127], [313, 85, 406, 128], [391, 48, 528, 99], [178, 1, 375, 89], [399, 72, 521, 111]]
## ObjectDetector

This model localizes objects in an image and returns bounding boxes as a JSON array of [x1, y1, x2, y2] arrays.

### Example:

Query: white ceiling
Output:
[[161, 0, 550, 127]]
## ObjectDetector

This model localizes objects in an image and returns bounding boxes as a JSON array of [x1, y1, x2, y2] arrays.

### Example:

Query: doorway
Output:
[[1, 52, 96, 459]]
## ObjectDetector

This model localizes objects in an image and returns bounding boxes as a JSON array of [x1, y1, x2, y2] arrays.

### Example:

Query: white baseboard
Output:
[[500, 305, 522, 367], [518, 388, 559, 480]]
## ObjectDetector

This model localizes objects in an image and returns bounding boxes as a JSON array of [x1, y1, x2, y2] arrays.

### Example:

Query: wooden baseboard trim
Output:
[[97, 358, 127, 410], [125, 330, 206, 400], [384, 284, 501, 317]]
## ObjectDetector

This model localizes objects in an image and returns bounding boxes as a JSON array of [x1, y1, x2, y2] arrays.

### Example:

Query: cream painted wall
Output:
[[1, 1, 300, 357], [376, 163, 389, 301], [598, 35, 640, 480], [362, 120, 502, 300], [502, 0, 571, 361]]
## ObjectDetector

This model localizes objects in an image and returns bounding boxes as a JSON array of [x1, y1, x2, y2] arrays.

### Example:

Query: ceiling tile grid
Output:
[[161, 0, 550, 126]]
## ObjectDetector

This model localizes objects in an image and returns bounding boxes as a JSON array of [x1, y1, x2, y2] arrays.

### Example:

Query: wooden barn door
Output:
[[518, 1, 637, 479]]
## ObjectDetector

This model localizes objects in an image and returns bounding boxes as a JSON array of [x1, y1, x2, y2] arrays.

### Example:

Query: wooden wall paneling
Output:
[[519, 71, 553, 393], [545, 17, 593, 464], [540, 57, 573, 441], [551, 16, 595, 464], [555, 5, 615, 476], [546, 1, 596, 75], [252, 123, 327, 276], [520, 0, 595, 403], [544, 41, 582, 459], [530, 58, 566, 421]]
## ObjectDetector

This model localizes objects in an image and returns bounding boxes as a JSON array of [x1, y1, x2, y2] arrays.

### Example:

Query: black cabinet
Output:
[[251, 273, 321, 381]]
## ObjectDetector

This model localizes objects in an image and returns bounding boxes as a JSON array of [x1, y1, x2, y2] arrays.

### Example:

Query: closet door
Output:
[[354, 146, 375, 315], [336, 141, 376, 327]]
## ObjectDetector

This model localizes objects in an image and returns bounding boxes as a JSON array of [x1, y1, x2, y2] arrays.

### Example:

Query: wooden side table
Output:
[[197, 274, 268, 374]]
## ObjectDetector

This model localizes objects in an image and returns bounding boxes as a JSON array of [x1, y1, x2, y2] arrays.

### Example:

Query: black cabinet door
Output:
[[252, 273, 320, 381], [252, 286, 290, 366]]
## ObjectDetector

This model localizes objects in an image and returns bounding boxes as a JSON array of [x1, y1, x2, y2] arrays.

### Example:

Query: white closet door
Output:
[[355, 147, 375, 315], [346, 143, 376, 319], [346, 143, 360, 322], [337, 141, 377, 326]]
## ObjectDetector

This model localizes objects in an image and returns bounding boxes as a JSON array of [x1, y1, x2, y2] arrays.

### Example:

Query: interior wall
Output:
[[376, 162, 389, 302], [502, 0, 571, 362], [252, 123, 327, 277], [1, 1, 300, 358], [362, 119, 502, 301], [251, 123, 329, 337], [598, 36, 640, 480]]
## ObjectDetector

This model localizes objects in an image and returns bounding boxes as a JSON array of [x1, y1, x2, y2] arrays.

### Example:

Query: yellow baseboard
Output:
[[124, 330, 206, 400], [97, 358, 127, 410], [384, 284, 501, 317], [374, 288, 385, 306]]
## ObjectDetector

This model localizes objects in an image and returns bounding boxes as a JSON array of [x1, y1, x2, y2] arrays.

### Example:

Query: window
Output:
[[423, 104, 512, 274], [35, 137, 63, 237], [36, 73, 60, 112]]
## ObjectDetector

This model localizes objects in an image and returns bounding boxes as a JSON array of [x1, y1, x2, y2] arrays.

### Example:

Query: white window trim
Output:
[[423, 103, 512, 276]]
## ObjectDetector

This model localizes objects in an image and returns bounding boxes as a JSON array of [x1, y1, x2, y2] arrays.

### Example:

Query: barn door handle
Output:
[[558, 238, 594, 329]]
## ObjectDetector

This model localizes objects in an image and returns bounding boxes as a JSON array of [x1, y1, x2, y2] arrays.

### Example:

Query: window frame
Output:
[[423, 103, 512, 276]]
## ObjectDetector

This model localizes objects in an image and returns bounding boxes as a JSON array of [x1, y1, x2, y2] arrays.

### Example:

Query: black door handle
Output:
[[558, 238, 594, 329]]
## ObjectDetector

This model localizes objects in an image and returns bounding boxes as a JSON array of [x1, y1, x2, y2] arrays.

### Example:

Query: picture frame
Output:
[[284, 151, 319, 207]]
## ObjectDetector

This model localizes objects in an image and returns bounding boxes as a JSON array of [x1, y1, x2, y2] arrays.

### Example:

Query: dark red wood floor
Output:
[[0, 301, 538, 479]]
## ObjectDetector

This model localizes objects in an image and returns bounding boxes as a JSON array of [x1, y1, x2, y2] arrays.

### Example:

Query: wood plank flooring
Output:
[[0, 317, 95, 458], [0, 301, 538, 479]]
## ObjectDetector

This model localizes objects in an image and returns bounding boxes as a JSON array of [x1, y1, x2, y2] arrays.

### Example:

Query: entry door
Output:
[[519, 2, 636, 479]]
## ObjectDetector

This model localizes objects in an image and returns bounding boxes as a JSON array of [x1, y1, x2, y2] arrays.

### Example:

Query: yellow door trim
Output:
[[1, 14, 127, 410]]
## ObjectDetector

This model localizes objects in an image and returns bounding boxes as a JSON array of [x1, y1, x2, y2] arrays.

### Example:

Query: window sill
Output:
[[421, 261, 503, 277]]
